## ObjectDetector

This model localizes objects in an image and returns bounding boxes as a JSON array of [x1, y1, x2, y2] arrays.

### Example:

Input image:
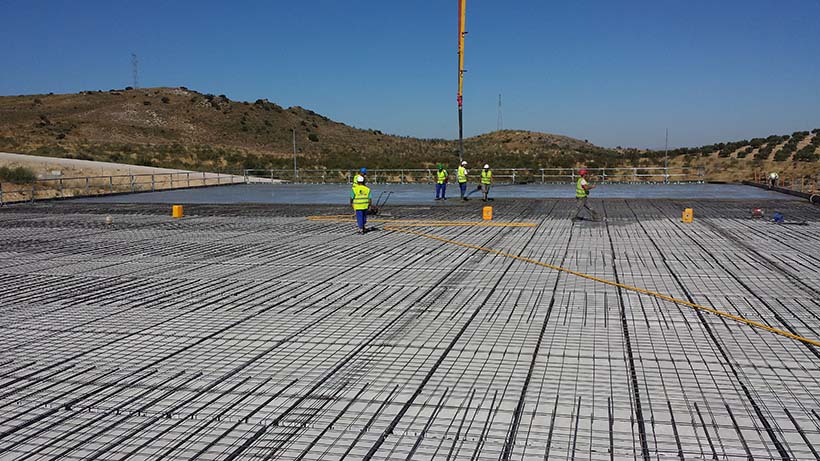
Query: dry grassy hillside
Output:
[[1, 87, 818, 181]]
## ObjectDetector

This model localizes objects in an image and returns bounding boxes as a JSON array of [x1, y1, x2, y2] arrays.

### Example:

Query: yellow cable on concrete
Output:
[[309, 214, 820, 348]]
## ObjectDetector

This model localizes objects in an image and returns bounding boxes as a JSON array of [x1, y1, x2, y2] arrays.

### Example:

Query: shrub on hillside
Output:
[[308, 133, 319, 142], [0, 136, 18, 149], [791, 131, 809, 141], [794, 147, 819, 162], [161, 96, 170, 104], [0, 166, 36, 183], [773, 149, 792, 161], [750, 138, 765, 148], [754, 145, 773, 160]]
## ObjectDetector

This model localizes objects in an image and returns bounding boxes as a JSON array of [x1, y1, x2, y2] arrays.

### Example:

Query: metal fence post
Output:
[[109, 176, 113, 193], [151, 174, 155, 192], [85, 177, 89, 195], [58, 178, 63, 198], [31, 180, 35, 202], [187, 172, 191, 188], [130, 174, 135, 193]]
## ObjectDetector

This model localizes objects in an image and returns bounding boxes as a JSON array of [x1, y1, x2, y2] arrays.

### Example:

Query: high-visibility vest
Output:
[[576, 178, 588, 198], [481, 169, 492, 185], [437, 169, 448, 184], [352, 184, 371, 210], [457, 166, 467, 183]]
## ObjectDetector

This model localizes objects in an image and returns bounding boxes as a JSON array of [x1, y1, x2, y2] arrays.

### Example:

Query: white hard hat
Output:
[[461, 161, 467, 165], [484, 164, 489, 169], [356, 175, 365, 183]]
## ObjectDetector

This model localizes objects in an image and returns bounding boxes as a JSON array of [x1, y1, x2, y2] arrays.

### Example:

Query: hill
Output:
[[1, 87, 818, 181]]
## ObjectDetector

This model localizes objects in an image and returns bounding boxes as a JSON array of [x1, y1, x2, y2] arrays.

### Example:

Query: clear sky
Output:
[[2, 0, 819, 148]]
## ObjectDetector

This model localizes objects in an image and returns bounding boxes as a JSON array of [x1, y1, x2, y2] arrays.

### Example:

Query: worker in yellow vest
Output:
[[350, 175, 372, 234], [354, 167, 367, 185], [435, 163, 448, 200], [572, 169, 600, 221], [480, 164, 493, 201], [457, 161, 469, 200]]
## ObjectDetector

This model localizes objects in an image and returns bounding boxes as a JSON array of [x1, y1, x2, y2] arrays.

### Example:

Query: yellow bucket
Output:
[[483, 206, 493, 220], [172, 204, 184, 219], [682, 208, 693, 223]]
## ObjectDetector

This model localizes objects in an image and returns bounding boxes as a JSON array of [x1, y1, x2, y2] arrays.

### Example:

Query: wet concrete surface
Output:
[[71, 182, 798, 205]]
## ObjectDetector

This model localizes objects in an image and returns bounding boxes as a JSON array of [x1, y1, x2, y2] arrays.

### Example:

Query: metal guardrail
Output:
[[243, 167, 705, 184], [0, 171, 240, 205], [750, 173, 819, 194], [0, 167, 707, 205]]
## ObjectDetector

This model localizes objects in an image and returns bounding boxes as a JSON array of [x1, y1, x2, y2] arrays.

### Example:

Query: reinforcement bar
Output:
[[310, 215, 820, 348]]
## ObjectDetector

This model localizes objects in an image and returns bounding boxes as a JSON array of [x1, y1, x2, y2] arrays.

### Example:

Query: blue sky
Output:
[[2, 0, 819, 148]]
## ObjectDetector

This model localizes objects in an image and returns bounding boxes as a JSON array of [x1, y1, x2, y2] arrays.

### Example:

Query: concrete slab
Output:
[[0, 198, 818, 459], [70, 183, 799, 205]]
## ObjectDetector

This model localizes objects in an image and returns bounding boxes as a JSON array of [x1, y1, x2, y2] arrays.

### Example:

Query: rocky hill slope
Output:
[[1, 87, 818, 181]]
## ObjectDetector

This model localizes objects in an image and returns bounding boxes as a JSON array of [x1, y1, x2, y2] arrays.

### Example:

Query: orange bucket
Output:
[[482, 206, 493, 220]]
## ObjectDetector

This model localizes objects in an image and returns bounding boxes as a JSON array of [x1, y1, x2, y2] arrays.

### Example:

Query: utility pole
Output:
[[664, 128, 669, 184], [497, 93, 503, 131], [131, 53, 139, 89], [292, 129, 298, 182]]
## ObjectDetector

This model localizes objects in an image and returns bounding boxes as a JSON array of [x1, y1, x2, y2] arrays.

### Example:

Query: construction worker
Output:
[[480, 164, 492, 201], [350, 175, 372, 234], [457, 160, 469, 200], [354, 167, 367, 185], [435, 163, 448, 200], [768, 171, 779, 189], [572, 169, 600, 221]]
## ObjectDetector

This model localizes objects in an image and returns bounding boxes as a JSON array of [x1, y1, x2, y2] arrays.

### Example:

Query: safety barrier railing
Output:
[[0, 171, 241, 205], [750, 172, 819, 194], [243, 167, 705, 184]]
